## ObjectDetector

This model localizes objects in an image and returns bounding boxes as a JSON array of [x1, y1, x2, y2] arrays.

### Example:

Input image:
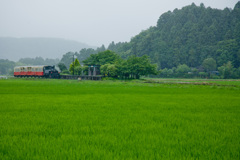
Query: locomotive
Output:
[[14, 65, 60, 78]]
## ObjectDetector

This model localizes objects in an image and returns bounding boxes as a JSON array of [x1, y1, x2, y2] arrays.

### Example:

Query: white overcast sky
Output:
[[0, 0, 238, 47]]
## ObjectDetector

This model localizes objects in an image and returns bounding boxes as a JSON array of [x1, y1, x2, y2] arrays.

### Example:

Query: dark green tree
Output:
[[176, 64, 191, 77], [60, 52, 75, 69], [57, 62, 68, 72], [0, 59, 15, 75], [100, 63, 117, 77], [202, 58, 217, 72], [76, 48, 97, 63], [83, 50, 119, 65], [127, 55, 157, 79], [218, 61, 235, 79], [115, 59, 130, 79]]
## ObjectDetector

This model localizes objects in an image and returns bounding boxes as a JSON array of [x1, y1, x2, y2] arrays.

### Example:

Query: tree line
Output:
[[159, 60, 240, 79], [58, 50, 157, 79]]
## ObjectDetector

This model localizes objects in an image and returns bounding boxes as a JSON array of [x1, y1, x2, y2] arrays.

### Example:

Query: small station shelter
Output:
[[88, 65, 101, 76], [60, 64, 102, 80]]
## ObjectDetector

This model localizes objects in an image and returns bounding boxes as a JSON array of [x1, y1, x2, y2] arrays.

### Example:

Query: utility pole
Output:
[[73, 55, 74, 75]]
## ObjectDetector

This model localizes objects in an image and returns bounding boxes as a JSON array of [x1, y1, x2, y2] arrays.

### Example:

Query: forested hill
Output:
[[108, 2, 240, 69]]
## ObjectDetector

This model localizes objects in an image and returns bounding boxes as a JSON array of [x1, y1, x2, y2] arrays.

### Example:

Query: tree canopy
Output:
[[202, 58, 217, 72], [83, 50, 120, 65], [82, 50, 157, 79]]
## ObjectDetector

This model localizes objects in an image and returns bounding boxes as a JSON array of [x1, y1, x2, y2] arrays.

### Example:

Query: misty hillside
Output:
[[108, 2, 240, 69], [0, 37, 92, 61]]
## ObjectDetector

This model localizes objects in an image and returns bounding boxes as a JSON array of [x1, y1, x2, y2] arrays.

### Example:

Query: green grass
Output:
[[0, 79, 240, 159]]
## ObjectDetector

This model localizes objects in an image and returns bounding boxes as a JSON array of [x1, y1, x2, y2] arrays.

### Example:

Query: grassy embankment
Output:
[[0, 79, 239, 159]]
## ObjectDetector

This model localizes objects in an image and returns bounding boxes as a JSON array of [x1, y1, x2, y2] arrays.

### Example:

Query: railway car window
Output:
[[36, 67, 43, 72]]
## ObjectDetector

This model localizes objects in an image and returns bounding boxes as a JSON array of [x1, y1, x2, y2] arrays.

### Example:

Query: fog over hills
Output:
[[0, 37, 93, 61]]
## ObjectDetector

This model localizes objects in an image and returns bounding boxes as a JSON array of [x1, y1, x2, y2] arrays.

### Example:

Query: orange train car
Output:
[[14, 65, 60, 78]]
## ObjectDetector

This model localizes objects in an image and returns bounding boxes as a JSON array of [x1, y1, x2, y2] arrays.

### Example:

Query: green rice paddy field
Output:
[[0, 79, 240, 159]]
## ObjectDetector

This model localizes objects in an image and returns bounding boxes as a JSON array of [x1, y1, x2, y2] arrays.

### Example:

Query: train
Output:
[[14, 65, 60, 78]]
